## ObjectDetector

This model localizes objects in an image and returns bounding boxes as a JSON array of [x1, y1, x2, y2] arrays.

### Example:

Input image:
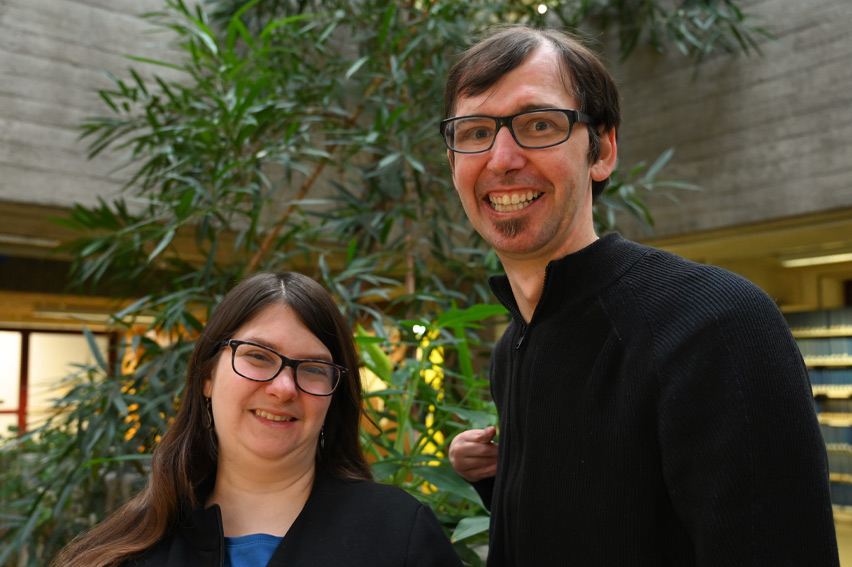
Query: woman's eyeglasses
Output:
[[220, 339, 345, 396]]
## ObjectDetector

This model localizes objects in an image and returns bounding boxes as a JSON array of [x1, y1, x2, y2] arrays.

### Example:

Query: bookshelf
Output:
[[786, 306, 852, 510]]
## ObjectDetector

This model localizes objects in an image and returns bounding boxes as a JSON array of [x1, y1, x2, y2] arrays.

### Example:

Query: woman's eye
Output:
[[244, 350, 273, 364]]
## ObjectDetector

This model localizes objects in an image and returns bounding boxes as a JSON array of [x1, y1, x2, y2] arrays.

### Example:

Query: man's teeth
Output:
[[254, 410, 293, 422], [488, 191, 541, 212]]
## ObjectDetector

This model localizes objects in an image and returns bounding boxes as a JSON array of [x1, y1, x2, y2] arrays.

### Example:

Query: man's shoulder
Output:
[[610, 241, 787, 342], [623, 240, 773, 306]]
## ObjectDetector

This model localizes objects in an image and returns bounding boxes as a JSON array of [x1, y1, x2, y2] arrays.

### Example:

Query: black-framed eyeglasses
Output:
[[439, 108, 595, 154], [219, 339, 345, 397]]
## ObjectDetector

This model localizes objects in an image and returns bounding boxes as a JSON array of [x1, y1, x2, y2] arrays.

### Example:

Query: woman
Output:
[[52, 272, 463, 567]]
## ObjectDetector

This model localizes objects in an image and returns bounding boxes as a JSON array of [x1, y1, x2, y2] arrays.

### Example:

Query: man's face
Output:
[[448, 46, 615, 264]]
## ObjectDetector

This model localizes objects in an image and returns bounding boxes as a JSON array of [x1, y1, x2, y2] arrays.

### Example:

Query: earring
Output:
[[320, 425, 325, 449], [205, 397, 213, 430]]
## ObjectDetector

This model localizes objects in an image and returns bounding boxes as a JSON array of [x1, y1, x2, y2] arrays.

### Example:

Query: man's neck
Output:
[[500, 233, 599, 323], [502, 260, 547, 323]]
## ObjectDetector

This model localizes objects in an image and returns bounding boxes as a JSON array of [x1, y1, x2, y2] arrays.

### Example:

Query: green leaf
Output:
[[82, 326, 108, 372], [371, 460, 402, 482], [259, 14, 316, 39], [436, 304, 508, 327], [377, 152, 401, 170], [452, 515, 490, 542], [345, 56, 370, 80], [439, 405, 496, 430], [645, 147, 674, 180], [412, 465, 482, 503], [148, 229, 176, 263], [124, 55, 184, 72], [356, 325, 392, 382], [83, 454, 153, 467]]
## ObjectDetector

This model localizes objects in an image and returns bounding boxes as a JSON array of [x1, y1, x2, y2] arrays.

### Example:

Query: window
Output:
[[0, 329, 111, 438]]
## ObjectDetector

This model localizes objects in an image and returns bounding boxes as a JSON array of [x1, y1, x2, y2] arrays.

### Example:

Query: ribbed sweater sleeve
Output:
[[625, 248, 837, 565]]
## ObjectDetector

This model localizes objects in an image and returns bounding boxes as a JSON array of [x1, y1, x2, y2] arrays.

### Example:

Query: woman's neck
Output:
[[207, 459, 316, 537]]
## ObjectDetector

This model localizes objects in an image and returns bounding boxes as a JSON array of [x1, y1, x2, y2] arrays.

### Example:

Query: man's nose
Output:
[[486, 126, 525, 175]]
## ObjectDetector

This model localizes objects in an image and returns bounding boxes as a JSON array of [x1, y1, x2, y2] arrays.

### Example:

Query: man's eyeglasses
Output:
[[439, 108, 595, 154], [220, 339, 345, 397]]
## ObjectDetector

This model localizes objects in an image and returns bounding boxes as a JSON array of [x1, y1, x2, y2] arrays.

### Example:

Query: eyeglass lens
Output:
[[444, 110, 575, 153], [231, 342, 339, 395]]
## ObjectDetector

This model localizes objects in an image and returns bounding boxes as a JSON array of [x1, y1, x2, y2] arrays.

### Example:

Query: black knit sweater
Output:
[[478, 233, 838, 566]]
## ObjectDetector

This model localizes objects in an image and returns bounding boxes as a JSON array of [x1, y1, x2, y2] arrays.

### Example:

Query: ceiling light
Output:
[[33, 309, 156, 325], [0, 234, 60, 248], [781, 252, 852, 268]]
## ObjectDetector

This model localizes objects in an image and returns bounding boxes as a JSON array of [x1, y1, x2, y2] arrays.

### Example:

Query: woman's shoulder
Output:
[[318, 474, 425, 514], [277, 474, 461, 566]]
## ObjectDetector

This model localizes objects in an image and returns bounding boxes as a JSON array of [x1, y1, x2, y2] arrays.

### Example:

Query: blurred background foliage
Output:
[[0, 0, 766, 564]]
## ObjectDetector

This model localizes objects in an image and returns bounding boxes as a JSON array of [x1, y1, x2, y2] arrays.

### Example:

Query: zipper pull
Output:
[[515, 331, 526, 350]]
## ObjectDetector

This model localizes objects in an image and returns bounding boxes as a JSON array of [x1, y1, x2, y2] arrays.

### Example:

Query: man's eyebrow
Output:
[[516, 103, 563, 113], [456, 103, 565, 118], [487, 103, 566, 116]]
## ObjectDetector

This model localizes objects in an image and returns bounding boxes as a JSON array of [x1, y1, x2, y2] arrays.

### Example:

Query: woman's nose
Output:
[[265, 367, 299, 399]]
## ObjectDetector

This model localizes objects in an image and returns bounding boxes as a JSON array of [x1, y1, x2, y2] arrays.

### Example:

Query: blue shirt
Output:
[[224, 533, 283, 567]]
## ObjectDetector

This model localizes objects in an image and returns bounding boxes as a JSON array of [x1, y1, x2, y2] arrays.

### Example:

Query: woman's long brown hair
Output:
[[50, 272, 372, 567]]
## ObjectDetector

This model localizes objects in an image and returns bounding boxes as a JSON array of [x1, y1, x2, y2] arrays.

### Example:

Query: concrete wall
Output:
[[608, 0, 852, 239], [0, 0, 173, 208], [1, 0, 849, 234]]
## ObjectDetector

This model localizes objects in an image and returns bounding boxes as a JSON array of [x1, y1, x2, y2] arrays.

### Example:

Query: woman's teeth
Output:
[[254, 410, 293, 422]]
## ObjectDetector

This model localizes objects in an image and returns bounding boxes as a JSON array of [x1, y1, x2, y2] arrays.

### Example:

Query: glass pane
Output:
[[0, 331, 22, 411], [27, 333, 110, 430], [0, 413, 18, 439]]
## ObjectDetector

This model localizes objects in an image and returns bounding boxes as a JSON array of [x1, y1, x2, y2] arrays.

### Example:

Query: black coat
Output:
[[132, 471, 463, 567]]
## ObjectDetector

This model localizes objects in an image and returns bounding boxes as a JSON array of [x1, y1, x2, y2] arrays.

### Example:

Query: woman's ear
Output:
[[590, 127, 617, 182]]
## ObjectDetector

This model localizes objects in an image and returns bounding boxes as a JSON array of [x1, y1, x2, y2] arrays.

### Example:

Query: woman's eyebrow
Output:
[[238, 336, 332, 361]]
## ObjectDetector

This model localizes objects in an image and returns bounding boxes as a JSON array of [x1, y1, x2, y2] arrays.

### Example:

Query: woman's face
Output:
[[203, 303, 334, 472]]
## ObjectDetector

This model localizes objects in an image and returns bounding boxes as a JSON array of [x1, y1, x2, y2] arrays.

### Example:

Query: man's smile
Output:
[[487, 191, 542, 213]]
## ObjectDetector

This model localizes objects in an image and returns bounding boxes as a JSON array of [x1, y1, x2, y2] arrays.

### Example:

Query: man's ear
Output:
[[590, 127, 617, 182]]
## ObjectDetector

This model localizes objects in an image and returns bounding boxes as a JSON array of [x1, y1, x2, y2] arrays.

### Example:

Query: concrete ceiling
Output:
[[1, 199, 851, 323], [638, 207, 852, 270]]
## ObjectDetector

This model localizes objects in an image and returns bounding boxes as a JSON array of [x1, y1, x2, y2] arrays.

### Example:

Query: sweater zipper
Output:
[[215, 506, 225, 567], [489, 283, 529, 350], [515, 322, 527, 350], [500, 266, 551, 350]]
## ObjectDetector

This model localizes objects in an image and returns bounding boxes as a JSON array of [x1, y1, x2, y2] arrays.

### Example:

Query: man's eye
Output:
[[457, 123, 494, 141], [518, 119, 554, 134]]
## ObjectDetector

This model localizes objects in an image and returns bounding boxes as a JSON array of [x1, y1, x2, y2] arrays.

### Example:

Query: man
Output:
[[443, 26, 839, 566]]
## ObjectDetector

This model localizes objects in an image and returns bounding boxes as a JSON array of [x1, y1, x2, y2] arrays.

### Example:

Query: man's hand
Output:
[[449, 426, 498, 482]]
